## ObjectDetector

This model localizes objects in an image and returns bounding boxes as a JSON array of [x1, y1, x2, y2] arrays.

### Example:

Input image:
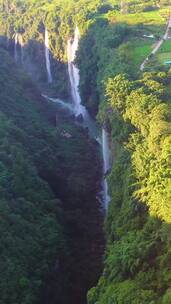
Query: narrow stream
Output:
[[102, 128, 111, 209]]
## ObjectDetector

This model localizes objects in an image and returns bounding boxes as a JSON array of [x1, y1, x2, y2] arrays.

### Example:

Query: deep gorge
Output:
[[0, 9, 107, 304], [0, 44, 105, 303], [0, 1, 171, 304]]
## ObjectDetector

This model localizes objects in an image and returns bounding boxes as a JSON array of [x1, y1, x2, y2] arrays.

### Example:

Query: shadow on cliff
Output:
[[0, 34, 69, 99]]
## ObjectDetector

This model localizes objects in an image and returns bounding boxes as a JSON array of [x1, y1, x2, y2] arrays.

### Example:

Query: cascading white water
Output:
[[102, 128, 110, 176], [14, 33, 24, 64], [67, 26, 100, 140], [67, 26, 111, 208], [67, 26, 85, 117], [14, 33, 19, 62], [18, 34, 24, 64], [102, 128, 111, 209], [45, 28, 53, 83], [42, 94, 74, 112]]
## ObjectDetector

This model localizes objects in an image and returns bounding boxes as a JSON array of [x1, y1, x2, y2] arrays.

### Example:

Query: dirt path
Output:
[[140, 16, 171, 71]]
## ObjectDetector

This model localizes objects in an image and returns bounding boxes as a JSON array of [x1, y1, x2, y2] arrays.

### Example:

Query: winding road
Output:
[[140, 15, 171, 71]]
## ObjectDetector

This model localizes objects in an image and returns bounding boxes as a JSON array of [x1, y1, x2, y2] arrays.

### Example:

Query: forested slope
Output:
[[88, 71, 171, 304], [0, 1, 171, 304], [76, 2, 171, 303], [0, 49, 103, 304], [75, 3, 171, 302], [0, 49, 67, 304]]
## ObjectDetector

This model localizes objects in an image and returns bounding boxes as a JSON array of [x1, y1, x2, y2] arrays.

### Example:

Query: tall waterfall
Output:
[[67, 26, 86, 117], [14, 33, 19, 62], [102, 128, 111, 209], [18, 34, 24, 64], [44, 28, 53, 83], [67, 26, 99, 140], [67, 26, 111, 208], [14, 33, 24, 64]]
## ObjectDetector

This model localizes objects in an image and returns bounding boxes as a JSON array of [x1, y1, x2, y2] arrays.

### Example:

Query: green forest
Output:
[[0, 0, 171, 304]]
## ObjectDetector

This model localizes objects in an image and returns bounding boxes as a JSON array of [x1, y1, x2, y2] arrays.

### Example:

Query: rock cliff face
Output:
[[12, 34, 69, 98]]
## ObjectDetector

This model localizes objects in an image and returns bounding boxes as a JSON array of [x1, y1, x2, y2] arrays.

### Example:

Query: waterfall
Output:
[[44, 28, 53, 83], [67, 26, 111, 208], [67, 26, 85, 117], [14, 33, 19, 62], [102, 129, 110, 175], [42, 94, 74, 112], [14, 33, 24, 64], [67, 26, 100, 140], [18, 34, 24, 64], [102, 128, 111, 209]]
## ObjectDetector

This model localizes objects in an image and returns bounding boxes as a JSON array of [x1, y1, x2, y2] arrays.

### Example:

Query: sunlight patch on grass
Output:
[[157, 52, 171, 63], [107, 8, 169, 26]]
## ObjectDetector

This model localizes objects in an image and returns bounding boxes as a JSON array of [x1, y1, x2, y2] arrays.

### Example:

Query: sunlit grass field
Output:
[[107, 8, 169, 26], [106, 8, 170, 69], [98, 7, 170, 70]]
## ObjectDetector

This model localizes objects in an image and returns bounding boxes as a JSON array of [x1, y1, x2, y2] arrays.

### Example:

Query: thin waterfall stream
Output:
[[45, 28, 53, 83], [42, 94, 74, 112], [14, 33, 18, 62], [67, 26, 111, 208], [14, 33, 24, 64], [102, 128, 111, 209], [67, 26, 100, 141]]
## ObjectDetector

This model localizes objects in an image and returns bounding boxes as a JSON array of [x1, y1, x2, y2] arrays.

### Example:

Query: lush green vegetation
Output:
[[108, 0, 171, 13], [0, 0, 169, 100], [160, 40, 171, 53], [132, 40, 153, 66], [76, 3, 171, 303], [69, 2, 170, 303], [0, 48, 103, 304], [156, 40, 171, 66], [88, 70, 171, 304], [0, 1, 171, 304], [107, 8, 168, 27], [0, 49, 67, 304], [77, 18, 161, 115]]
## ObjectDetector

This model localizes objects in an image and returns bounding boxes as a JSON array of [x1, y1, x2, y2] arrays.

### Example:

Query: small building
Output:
[[143, 34, 154, 38]]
